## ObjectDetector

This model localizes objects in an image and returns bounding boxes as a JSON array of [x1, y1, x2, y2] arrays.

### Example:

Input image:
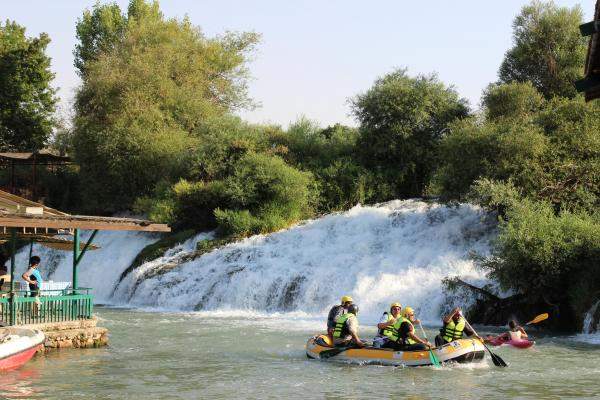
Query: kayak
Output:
[[306, 335, 485, 366], [487, 335, 534, 349], [0, 327, 45, 371]]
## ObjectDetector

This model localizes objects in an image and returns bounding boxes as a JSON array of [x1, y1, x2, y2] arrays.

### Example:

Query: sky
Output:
[[2, 0, 595, 128]]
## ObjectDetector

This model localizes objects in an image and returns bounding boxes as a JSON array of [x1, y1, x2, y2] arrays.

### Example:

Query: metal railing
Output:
[[0, 288, 93, 326]]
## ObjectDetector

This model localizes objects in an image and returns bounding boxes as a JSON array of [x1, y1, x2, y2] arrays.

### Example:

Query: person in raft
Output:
[[373, 302, 403, 348], [435, 306, 481, 346], [327, 295, 353, 340], [379, 306, 432, 351], [332, 304, 365, 348], [22, 256, 43, 315]]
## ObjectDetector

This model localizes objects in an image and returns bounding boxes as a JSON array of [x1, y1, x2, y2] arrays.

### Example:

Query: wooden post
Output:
[[9, 228, 16, 326], [73, 229, 80, 293]]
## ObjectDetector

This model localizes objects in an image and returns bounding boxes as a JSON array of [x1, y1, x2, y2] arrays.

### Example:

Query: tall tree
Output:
[[351, 69, 469, 200], [499, 0, 587, 99], [73, 0, 259, 212], [0, 20, 57, 150]]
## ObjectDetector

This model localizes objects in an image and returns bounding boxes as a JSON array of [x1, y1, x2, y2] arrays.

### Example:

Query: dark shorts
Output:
[[28, 283, 39, 297]]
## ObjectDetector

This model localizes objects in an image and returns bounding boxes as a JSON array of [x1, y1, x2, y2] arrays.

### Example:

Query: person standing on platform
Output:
[[22, 256, 43, 316]]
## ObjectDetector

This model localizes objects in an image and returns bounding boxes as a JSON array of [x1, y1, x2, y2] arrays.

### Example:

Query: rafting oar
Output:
[[418, 322, 440, 367], [319, 346, 351, 359], [463, 317, 508, 367], [525, 313, 548, 325]]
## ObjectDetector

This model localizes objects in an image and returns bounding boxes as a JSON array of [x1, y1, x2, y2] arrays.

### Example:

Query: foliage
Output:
[[73, 0, 259, 212], [351, 69, 469, 200], [268, 118, 369, 212], [498, 0, 587, 99], [433, 117, 548, 200], [139, 153, 315, 235], [0, 20, 57, 151], [482, 81, 545, 121], [479, 198, 600, 324]]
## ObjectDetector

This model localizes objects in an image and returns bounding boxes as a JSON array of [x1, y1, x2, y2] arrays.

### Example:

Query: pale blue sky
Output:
[[3, 0, 595, 127]]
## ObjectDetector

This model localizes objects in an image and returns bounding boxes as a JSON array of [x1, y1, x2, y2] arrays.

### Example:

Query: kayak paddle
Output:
[[525, 313, 548, 325], [418, 322, 441, 367], [463, 317, 508, 367]]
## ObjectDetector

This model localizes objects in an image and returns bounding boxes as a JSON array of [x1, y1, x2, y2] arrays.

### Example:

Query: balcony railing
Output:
[[0, 288, 93, 326]]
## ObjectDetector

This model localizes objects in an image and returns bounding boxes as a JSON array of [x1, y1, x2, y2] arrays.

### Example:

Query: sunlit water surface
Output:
[[1, 307, 599, 400]]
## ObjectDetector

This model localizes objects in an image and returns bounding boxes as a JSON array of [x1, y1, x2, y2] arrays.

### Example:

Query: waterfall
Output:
[[14, 200, 497, 322], [583, 300, 600, 334], [14, 230, 160, 303]]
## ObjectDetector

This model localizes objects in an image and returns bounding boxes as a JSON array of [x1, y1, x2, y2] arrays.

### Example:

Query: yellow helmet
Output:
[[390, 302, 402, 309], [341, 295, 353, 304], [403, 306, 414, 318]]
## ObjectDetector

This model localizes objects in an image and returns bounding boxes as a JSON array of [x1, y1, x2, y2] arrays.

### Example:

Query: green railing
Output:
[[0, 288, 93, 326]]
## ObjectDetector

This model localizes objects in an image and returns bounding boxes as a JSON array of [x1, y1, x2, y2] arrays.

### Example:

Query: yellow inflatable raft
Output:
[[306, 335, 485, 366]]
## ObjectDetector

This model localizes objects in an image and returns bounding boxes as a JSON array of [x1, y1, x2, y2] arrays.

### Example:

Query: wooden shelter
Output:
[[0, 149, 72, 201], [577, 0, 600, 101], [0, 190, 169, 326]]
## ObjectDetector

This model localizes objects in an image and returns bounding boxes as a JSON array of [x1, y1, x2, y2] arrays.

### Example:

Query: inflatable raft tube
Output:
[[306, 335, 485, 366], [488, 335, 534, 349]]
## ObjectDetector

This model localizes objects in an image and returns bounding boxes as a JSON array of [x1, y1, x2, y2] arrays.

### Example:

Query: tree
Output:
[[0, 20, 57, 150], [74, 2, 127, 78], [351, 69, 469, 200], [482, 81, 545, 121], [73, 0, 259, 212], [498, 1, 587, 99]]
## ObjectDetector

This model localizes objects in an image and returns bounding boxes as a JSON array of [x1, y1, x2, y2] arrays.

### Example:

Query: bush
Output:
[[479, 199, 600, 326]]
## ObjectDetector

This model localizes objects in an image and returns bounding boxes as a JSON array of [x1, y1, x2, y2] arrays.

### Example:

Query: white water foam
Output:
[[112, 200, 495, 322], [10, 200, 496, 323]]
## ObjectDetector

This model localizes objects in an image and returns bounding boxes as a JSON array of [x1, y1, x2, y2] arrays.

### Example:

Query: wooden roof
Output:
[[0, 234, 100, 251], [0, 149, 71, 164], [0, 190, 170, 233]]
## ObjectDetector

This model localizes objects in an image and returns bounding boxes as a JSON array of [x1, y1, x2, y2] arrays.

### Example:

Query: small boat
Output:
[[487, 335, 534, 349], [0, 327, 45, 371], [306, 334, 485, 366]]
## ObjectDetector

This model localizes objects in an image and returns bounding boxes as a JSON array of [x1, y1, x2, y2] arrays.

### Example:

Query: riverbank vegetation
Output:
[[1, 0, 598, 330]]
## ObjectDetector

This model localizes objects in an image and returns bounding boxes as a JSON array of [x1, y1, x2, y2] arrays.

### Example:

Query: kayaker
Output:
[[496, 320, 528, 341], [332, 304, 365, 348], [381, 306, 432, 351], [327, 295, 353, 340], [373, 302, 402, 348], [435, 306, 481, 346]]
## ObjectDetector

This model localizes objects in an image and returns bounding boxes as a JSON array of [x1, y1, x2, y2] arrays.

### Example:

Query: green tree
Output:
[[74, 1, 127, 78], [73, 0, 259, 212], [482, 81, 545, 121], [498, 0, 587, 99], [0, 20, 57, 150], [351, 69, 469, 200]]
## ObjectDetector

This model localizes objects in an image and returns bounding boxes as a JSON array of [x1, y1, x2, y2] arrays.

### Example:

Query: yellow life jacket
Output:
[[380, 313, 398, 339], [442, 317, 466, 343], [388, 317, 417, 345], [333, 313, 355, 339]]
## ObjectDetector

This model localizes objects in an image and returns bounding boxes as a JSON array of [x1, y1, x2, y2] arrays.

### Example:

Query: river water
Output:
[[2, 307, 600, 400]]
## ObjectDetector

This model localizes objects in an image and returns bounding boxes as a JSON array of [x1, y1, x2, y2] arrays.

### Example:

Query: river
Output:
[[2, 307, 599, 399]]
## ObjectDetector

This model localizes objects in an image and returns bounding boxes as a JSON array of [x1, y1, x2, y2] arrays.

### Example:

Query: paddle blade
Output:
[[319, 347, 348, 359], [526, 313, 549, 325], [429, 349, 441, 367], [483, 343, 508, 367]]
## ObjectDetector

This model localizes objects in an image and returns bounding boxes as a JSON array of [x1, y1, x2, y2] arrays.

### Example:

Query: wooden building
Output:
[[577, 0, 600, 100]]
